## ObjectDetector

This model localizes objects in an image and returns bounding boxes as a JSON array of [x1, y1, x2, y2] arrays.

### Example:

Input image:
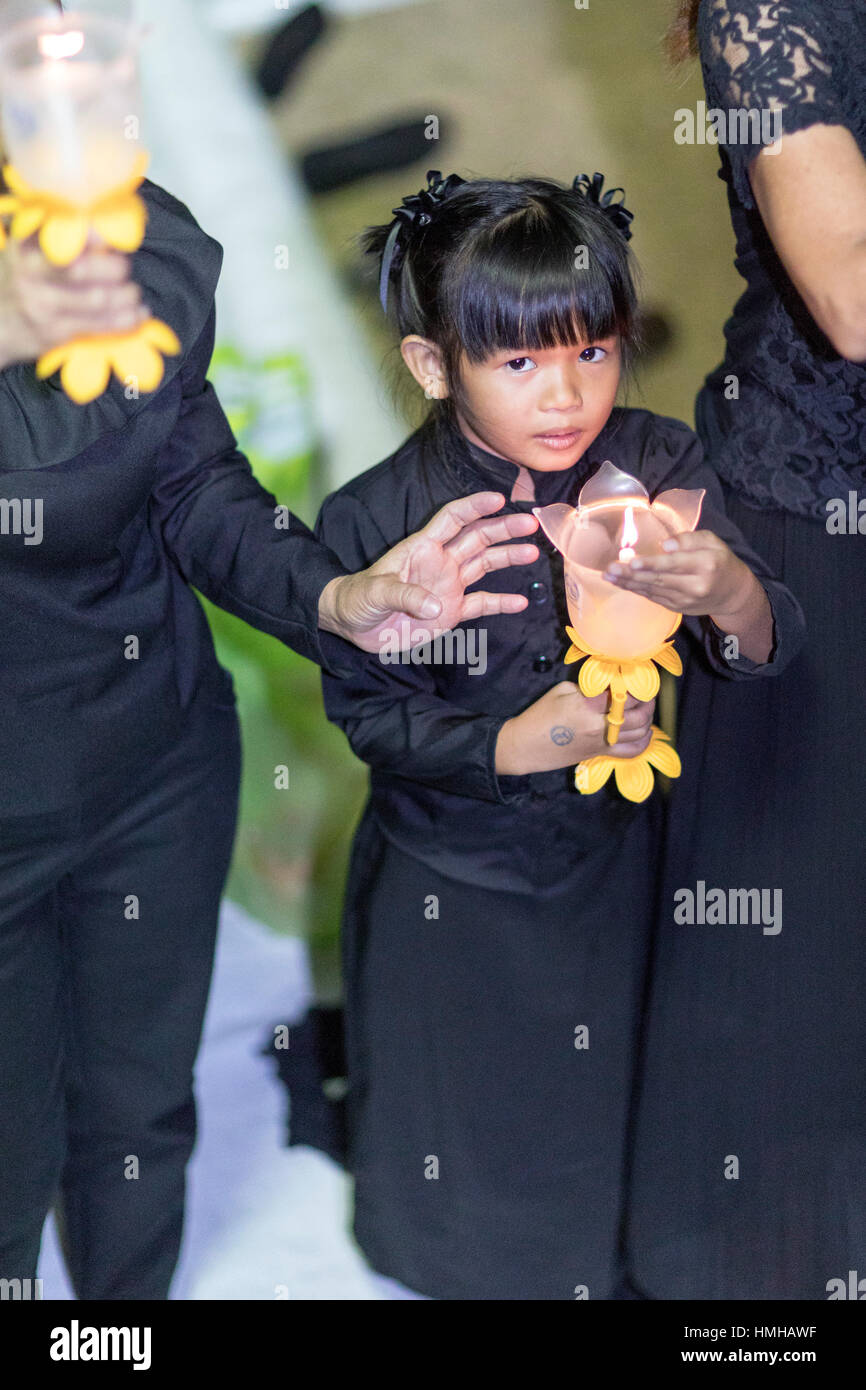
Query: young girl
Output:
[[314, 170, 804, 1301]]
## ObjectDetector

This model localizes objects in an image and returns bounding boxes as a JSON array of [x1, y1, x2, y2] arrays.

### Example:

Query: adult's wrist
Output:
[[317, 574, 348, 638]]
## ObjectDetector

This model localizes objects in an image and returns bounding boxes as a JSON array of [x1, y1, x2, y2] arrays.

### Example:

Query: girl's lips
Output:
[[534, 428, 582, 450]]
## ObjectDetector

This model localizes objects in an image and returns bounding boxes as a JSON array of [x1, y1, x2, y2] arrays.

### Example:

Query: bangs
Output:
[[442, 205, 630, 363]]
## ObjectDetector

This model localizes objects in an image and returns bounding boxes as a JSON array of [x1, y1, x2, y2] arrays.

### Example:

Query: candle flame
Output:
[[617, 505, 638, 563], [38, 31, 85, 61]]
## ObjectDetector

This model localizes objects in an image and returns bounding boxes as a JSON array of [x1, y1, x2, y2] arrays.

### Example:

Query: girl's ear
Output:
[[400, 335, 449, 400]]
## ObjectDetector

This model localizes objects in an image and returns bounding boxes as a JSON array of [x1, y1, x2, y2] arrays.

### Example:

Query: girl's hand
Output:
[[0, 232, 149, 371], [603, 530, 775, 664], [495, 681, 654, 776], [603, 530, 756, 617]]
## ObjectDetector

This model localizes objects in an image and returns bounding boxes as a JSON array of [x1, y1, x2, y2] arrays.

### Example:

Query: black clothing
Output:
[[0, 177, 356, 826], [317, 411, 803, 897], [0, 177, 358, 1296], [0, 689, 240, 1298], [628, 0, 866, 1299], [696, 0, 866, 517], [316, 409, 804, 1299]]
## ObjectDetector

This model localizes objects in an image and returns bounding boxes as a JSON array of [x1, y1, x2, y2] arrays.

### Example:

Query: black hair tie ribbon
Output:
[[572, 171, 634, 241]]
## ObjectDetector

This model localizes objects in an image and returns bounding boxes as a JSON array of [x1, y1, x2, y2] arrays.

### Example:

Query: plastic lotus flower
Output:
[[575, 725, 682, 804], [0, 150, 150, 264], [533, 460, 704, 800]]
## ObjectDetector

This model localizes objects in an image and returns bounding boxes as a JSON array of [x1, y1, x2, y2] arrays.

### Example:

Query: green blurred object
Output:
[[201, 345, 367, 982]]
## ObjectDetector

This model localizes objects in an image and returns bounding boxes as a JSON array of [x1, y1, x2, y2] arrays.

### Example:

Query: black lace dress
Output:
[[628, 0, 866, 1299]]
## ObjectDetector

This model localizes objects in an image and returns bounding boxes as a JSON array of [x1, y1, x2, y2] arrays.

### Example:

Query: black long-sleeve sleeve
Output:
[[151, 304, 360, 678]]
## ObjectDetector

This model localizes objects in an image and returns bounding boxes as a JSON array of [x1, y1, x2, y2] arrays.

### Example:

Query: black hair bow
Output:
[[378, 169, 465, 312], [572, 171, 634, 241]]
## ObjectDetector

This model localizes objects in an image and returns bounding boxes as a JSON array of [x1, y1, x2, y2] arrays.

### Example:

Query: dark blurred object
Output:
[[300, 116, 445, 194], [263, 1005, 349, 1166], [637, 308, 675, 359], [256, 4, 328, 101]]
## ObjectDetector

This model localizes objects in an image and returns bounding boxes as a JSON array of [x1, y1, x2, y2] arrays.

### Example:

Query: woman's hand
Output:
[[496, 682, 654, 776], [603, 530, 774, 663], [0, 232, 149, 371], [318, 492, 540, 653]]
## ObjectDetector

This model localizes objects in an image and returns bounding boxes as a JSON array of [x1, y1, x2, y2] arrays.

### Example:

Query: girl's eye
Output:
[[505, 357, 536, 373], [580, 346, 607, 363]]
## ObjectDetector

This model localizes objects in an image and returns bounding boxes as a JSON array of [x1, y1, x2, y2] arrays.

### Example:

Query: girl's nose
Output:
[[540, 369, 582, 411]]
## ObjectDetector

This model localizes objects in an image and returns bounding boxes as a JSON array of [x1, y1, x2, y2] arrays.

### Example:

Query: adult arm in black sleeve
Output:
[[151, 302, 360, 678]]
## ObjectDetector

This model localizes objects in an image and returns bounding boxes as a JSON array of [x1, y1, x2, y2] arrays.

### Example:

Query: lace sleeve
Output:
[[698, 0, 847, 209]]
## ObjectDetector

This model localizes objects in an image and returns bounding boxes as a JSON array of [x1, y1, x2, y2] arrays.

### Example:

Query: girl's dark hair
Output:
[[361, 173, 640, 419], [666, 0, 700, 63]]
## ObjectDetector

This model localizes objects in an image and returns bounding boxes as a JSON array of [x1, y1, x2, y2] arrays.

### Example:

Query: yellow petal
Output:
[[140, 318, 181, 355], [40, 211, 90, 265], [106, 150, 150, 199], [613, 756, 655, 803], [578, 656, 615, 698], [92, 196, 147, 252], [2, 163, 33, 196], [60, 341, 113, 403], [35, 341, 74, 379], [644, 730, 682, 780], [575, 756, 614, 795], [563, 643, 583, 665], [654, 641, 683, 676], [622, 660, 660, 702], [11, 205, 46, 240], [110, 335, 164, 393]]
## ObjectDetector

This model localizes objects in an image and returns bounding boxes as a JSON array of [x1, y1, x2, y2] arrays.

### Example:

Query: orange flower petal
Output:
[[654, 641, 683, 676], [11, 205, 46, 240], [578, 656, 615, 698], [35, 342, 73, 379], [575, 756, 615, 795], [644, 729, 682, 780], [60, 342, 113, 403], [109, 335, 165, 393], [2, 164, 33, 196], [140, 318, 181, 355], [563, 644, 583, 665], [622, 660, 660, 702], [40, 211, 90, 265], [613, 756, 655, 803], [92, 196, 147, 252]]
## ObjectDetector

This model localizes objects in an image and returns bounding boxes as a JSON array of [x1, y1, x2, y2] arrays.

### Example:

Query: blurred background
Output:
[[35, 0, 741, 1297]]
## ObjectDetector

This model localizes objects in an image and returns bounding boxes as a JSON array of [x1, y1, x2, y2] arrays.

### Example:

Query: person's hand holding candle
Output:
[[602, 529, 774, 665], [0, 229, 147, 371], [495, 683, 655, 777]]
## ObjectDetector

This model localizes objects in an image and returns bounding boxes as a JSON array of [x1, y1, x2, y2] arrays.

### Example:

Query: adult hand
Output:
[[318, 492, 540, 653], [0, 232, 149, 371]]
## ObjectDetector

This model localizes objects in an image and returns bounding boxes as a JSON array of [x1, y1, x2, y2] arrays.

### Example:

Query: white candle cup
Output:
[[0, 8, 143, 204]]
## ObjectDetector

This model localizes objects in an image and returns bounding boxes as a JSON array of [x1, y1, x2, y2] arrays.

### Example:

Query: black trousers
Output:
[[0, 689, 241, 1300]]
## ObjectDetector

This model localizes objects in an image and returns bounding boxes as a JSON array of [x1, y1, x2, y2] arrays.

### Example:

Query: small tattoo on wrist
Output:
[[550, 725, 574, 746]]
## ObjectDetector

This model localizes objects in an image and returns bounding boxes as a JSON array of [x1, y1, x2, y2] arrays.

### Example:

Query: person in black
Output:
[[626, 0, 866, 1299], [0, 165, 540, 1298], [315, 171, 805, 1300]]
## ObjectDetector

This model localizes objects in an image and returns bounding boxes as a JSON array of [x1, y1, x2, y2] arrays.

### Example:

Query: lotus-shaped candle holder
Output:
[[533, 461, 705, 802], [0, 9, 179, 403]]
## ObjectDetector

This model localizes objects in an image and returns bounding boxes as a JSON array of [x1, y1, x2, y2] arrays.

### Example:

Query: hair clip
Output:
[[572, 172, 634, 241], [378, 169, 465, 312]]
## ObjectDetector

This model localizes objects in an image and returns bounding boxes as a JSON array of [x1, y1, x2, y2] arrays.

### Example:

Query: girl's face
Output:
[[453, 336, 622, 472]]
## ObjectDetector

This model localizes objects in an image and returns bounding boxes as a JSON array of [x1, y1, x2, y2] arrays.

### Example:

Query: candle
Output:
[[617, 504, 638, 563]]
